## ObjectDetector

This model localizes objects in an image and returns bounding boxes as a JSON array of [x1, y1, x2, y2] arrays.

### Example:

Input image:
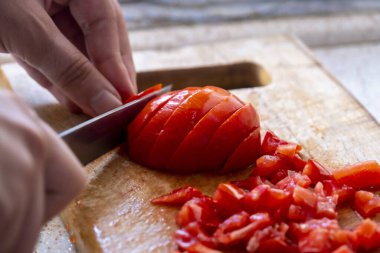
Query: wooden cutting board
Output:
[[1, 36, 379, 253]]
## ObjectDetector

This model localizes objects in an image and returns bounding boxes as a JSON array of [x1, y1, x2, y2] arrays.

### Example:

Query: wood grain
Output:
[[1, 35, 379, 252]]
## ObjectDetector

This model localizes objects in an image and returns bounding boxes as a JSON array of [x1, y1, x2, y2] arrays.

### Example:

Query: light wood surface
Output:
[[1, 36, 379, 252]]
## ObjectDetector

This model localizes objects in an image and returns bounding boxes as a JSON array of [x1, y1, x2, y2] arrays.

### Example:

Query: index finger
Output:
[[60, 0, 136, 100]]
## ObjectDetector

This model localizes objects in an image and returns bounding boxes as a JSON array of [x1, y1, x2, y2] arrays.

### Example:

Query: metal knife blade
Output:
[[59, 85, 172, 165]]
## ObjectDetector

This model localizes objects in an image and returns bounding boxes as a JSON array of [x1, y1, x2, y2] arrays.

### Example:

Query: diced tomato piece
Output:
[[147, 88, 227, 170], [129, 88, 197, 167], [354, 190, 380, 218], [292, 154, 308, 172], [173, 222, 215, 250], [253, 155, 286, 177], [354, 218, 380, 250], [176, 197, 220, 230], [261, 131, 289, 155], [247, 223, 293, 253], [213, 211, 250, 237], [276, 172, 311, 193], [123, 84, 163, 104], [231, 176, 265, 191], [215, 213, 272, 245], [329, 229, 357, 252], [213, 183, 245, 218], [242, 185, 270, 213], [302, 160, 333, 184], [222, 127, 261, 173], [275, 143, 302, 159], [151, 186, 204, 206], [322, 180, 355, 205], [333, 160, 380, 189], [293, 186, 318, 209], [269, 168, 289, 184], [331, 245, 354, 253], [200, 104, 260, 171], [298, 228, 331, 253], [315, 195, 338, 219], [288, 204, 308, 221], [168, 95, 243, 172], [187, 242, 223, 253]]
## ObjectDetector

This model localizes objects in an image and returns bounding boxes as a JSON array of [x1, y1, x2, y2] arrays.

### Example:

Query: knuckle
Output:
[[55, 57, 92, 91], [80, 15, 117, 36]]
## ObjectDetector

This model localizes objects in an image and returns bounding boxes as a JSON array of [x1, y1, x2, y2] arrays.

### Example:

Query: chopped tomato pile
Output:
[[128, 86, 260, 173], [152, 131, 380, 253]]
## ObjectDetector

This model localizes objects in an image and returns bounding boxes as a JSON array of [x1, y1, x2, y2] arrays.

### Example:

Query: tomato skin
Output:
[[123, 84, 162, 104], [302, 160, 333, 184], [151, 186, 204, 206], [333, 160, 380, 189], [354, 190, 380, 218], [261, 131, 289, 155], [200, 104, 259, 171]]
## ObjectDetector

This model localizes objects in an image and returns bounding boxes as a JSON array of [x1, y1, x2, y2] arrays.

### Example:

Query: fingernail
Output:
[[91, 90, 122, 115]]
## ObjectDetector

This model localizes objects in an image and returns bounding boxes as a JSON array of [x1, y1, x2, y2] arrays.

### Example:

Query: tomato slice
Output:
[[354, 191, 380, 218], [213, 183, 245, 218], [252, 155, 286, 177], [127, 91, 175, 144], [167, 95, 243, 173], [151, 186, 204, 206], [333, 160, 380, 189], [128, 88, 197, 167], [200, 104, 260, 171], [222, 127, 261, 173], [123, 84, 162, 104], [147, 88, 228, 171]]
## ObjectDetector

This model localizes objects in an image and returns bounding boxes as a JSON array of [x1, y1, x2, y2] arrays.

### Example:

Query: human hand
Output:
[[0, 0, 136, 116], [0, 90, 86, 252]]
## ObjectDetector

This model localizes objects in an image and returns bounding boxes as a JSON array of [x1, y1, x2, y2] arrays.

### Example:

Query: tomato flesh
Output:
[[151, 186, 204, 206], [354, 190, 380, 218]]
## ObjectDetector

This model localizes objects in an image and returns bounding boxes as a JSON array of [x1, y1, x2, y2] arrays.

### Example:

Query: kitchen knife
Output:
[[59, 85, 172, 165]]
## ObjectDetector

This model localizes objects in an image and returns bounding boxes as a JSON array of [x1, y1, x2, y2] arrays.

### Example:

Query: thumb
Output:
[[4, 2, 122, 116]]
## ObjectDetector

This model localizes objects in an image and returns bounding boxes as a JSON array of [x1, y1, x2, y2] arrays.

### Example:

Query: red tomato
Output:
[[147, 88, 227, 170], [354, 190, 380, 218], [321, 180, 354, 205], [128, 86, 260, 173], [213, 183, 245, 218], [302, 160, 333, 184], [199, 104, 259, 171], [253, 155, 285, 177], [331, 245, 354, 253], [151, 186, 204, 206], [123, 84, 162, 104], [354, 219, 380, 250], [261, 131, 289, 155], [333, 160, 380, 189], [168, 95, 243, 172]]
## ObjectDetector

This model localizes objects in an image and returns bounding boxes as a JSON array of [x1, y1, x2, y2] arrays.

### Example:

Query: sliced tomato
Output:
[[292, 185, 318, 209], [288, 204, 308, 221], [213, 183, 245, 218], [222, 127, 261, 173], [213, 211, 250, 238], [174, 221, 215, 251], [147, 88, 227, 170], [151, 186, 204, 206], [123, 84, 162, 104], [321, 180, 354, 205], [333, 160, 380, 189], [354, 218, 380, 250], [354, 190, 380, 218], [231, 176, 266, 191], [275, 143, 302, 159], [200, 104, 260, 171], [302, 160, 333, 184], [128, 88, 197, 167], [276, 172, 311, 193], [298, 228, 332, 253], [167, 95, 243, 172], [127, 91, 175, 144]]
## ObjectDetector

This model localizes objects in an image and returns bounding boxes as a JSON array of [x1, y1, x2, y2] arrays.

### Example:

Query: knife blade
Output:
[[59, 85, 172, 165]]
